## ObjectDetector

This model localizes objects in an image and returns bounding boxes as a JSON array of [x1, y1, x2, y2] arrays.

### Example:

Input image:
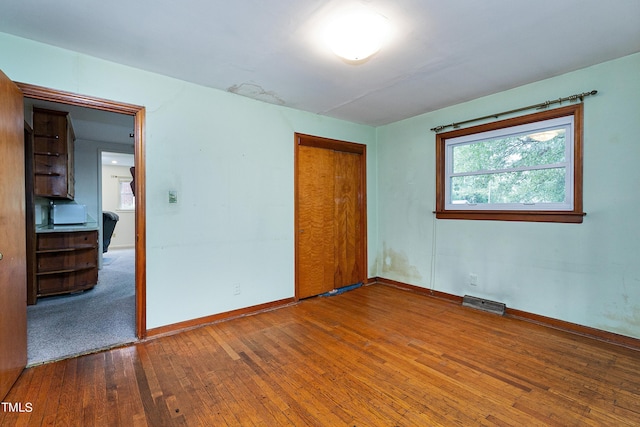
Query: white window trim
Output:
[[444, 115, 575, 212]]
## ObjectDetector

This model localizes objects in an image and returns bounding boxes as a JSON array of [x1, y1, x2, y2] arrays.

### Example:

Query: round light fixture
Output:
[[324, 9, 391, 61]]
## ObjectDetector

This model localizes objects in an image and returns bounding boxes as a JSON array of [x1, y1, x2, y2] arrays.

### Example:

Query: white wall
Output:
[[0, 32, 378, 329], [101, 163, 135, 249], [376, 53, 640, 339]]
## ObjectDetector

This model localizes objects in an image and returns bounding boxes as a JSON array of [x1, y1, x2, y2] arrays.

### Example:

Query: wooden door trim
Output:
[[296, 132, 366, 154], [24, 122, 37, 305], [294, 133, 367, 300], [17, 82, 147, 339]]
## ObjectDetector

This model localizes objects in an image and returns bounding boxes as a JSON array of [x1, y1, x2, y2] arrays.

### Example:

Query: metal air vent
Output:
[[462, 295, 506, 315]]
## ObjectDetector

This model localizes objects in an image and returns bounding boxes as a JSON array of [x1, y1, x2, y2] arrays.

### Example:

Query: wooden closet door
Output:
[[333, 151, 362, 288], [295, 134, 366, 299], [296, 145, 335, 299]]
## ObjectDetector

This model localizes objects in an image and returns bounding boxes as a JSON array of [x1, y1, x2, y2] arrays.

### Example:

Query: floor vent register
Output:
[[462, 295, 506, 315]]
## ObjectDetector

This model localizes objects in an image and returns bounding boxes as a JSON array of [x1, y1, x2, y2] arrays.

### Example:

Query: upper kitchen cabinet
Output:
[[32, 108, 75, 199]]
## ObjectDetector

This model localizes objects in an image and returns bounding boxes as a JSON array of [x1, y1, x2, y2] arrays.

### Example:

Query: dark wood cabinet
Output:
[[36, 230, 98, 297], [32, 108, 75, 199]]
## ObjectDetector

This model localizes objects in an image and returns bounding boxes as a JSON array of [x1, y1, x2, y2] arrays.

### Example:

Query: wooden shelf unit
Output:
[[36, 230, 99, 297], [32, 108, 75, 199]]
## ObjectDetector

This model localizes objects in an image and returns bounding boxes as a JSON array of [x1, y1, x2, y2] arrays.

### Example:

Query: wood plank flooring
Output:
[[2, 284, 640, 426]]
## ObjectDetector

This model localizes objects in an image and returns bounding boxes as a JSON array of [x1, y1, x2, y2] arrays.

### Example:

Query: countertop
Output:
[[36, 222, 99, 233]]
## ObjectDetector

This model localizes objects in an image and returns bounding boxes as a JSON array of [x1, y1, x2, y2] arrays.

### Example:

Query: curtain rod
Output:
[[430, 90, 597, 133]]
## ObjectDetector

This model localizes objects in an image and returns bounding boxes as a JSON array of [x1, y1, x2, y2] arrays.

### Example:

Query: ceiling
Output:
[[2, 1, 639, 126], [101, 152, 135, 168]]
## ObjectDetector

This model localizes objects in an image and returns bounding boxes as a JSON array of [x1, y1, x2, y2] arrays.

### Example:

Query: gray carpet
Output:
[[27, 248, 136, 366]]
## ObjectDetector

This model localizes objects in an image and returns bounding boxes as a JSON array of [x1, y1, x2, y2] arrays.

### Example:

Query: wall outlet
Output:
[[233, 283, 241, 295], [168, 190, 178, 204], [469, 273, 478, 286]]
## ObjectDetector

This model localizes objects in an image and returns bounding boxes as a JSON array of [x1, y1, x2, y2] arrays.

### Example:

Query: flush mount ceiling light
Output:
[[324, 8, 391, 62]]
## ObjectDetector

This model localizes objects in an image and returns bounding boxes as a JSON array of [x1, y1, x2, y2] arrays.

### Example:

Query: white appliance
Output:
[[52, 204, 87, 225]]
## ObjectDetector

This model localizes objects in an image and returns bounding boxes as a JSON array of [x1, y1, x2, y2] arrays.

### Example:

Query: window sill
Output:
[[435, 210, 585, 223]]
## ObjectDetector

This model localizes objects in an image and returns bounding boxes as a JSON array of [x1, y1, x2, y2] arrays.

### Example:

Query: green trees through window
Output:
[[451, 130, 567, 205]]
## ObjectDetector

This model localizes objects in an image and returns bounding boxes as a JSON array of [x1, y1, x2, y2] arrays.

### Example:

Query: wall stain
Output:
[[369, 254, 380, 279], [381, 243, 423, 282], [600, 273, 640, 339], [602, 305, 640, 339], [227, 82, 285, 106]]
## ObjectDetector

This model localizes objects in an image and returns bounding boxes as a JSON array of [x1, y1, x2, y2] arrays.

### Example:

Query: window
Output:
[[435, 104, 584, 223], [118, 178, 135, 210]]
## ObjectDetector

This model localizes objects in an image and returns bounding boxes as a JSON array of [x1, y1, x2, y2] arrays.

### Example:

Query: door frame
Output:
[[294, 132, 367, 300], [17, 82, 147, 339]]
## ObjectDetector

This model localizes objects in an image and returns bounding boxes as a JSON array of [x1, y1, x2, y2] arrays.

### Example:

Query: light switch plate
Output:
[[169, 190, 178, 204]]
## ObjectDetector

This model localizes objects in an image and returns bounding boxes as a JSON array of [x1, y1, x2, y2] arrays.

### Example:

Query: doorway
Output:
[[17, 82, 147, 348], [294, 133, 367, 299], [100, 152, 136, 254], [24, 101, 139, 365]]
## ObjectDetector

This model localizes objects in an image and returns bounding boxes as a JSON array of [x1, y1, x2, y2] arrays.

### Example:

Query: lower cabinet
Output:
[[36, 230, 99, 297]]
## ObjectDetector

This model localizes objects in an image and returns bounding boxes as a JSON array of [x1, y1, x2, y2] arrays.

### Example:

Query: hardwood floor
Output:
[[3, 284, 640, 426]]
